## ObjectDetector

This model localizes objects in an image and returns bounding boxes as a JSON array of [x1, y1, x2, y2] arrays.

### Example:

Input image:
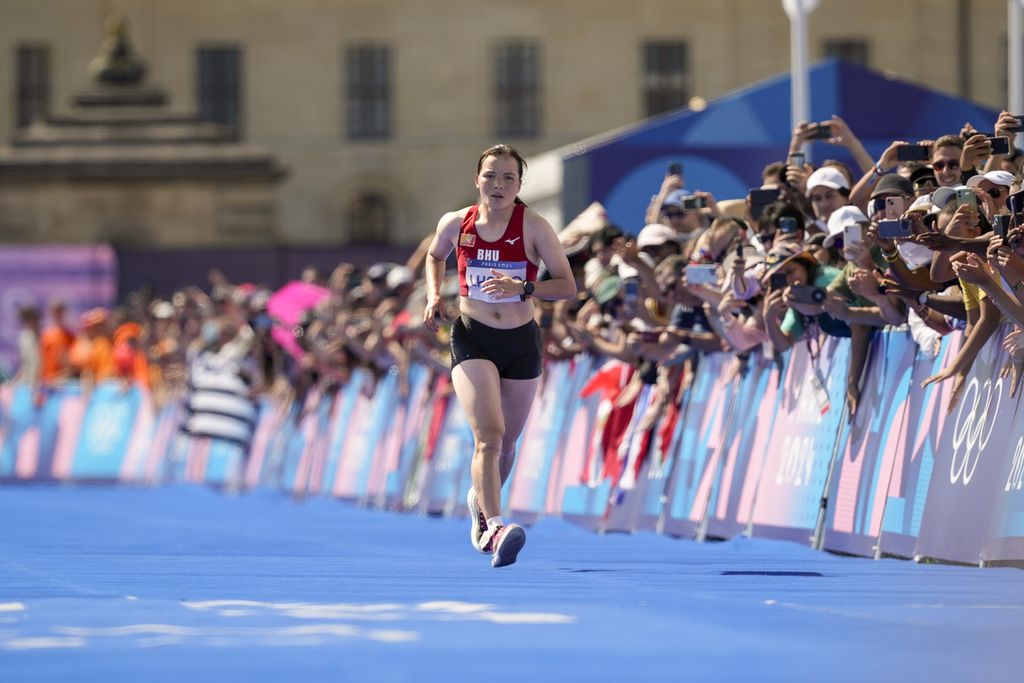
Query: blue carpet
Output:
[[0, 485, 1020, 682]]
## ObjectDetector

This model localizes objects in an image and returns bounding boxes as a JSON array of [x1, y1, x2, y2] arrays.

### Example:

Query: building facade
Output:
[[0, 0, 1013, 247]]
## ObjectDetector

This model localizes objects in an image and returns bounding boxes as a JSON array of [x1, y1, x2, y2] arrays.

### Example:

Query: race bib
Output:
[[465, 257, 528, 303]]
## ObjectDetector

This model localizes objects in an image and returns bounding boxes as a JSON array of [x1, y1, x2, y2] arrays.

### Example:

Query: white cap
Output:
[[930, 185, 970, 209], [966, 170, 1014, 189], [385, 265, 414, 290], [823, 205, 868, 248], [907, 194, 939, 214], [636, 223, 679, 249], [806, 166, 851, 196]]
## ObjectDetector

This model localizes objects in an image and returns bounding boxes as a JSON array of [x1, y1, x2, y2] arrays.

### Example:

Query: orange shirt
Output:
[[39, 326, 75, 383], [70, 336, 115, 382]]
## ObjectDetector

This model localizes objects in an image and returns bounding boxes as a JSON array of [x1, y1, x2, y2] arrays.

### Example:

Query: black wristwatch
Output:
[[522, 281, 535, 297]]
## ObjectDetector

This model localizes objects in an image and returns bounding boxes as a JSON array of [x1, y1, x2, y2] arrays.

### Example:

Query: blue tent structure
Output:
[[532, 59, 1002, 232]]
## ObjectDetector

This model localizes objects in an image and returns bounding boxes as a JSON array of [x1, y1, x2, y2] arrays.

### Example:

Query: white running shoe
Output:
[[467, 488, 489, 554], [482, 523, 526, 568]]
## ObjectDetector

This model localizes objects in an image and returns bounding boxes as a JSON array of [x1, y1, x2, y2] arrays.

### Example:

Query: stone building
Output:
[[0, 0, 1014, 247]]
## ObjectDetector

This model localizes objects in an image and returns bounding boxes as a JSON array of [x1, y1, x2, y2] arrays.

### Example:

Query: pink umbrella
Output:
[[267, 281, 330, 361]]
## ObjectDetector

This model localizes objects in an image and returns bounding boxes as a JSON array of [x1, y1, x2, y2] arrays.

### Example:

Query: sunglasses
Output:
[[663, 210, 685, 219], [932, 160, 960, 171], [913, 179, 937, 190], [986, 187, 1006, 199]]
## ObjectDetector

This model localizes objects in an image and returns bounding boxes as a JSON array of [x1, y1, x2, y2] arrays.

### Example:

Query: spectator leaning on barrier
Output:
[[14, 306, 41, 394], [39, 299, 75, 387]]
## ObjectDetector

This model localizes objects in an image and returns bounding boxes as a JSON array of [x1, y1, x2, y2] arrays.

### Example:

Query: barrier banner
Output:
[[244, 398, 290, 490], [982, 405, 1024, 563], [635, 371, 689, 532], [542, 355, 596, 516], [300, 390, 340, 497], [876, 334, 959, 557], [600, 382, 655, 533], [366, 366, 434, 508], [556, 387, 608, 529], [915, 328, 1023, 564], [279, 391, 320, 495], [333, 371, 399, 503], [509, 360, 574, 525], [704, 355, 780, 539], [139, 398, 184, 484], [822, 331, 916, 557], [67, 381, 148, 481], [747, 336, 851, 543], [411, 390, 473, 516], [379, 363, 434, 509], [661, 353, 733, 538], [0, 384, 40, 479], [560, 360, 633, 531], [317, 370, 366, 495]]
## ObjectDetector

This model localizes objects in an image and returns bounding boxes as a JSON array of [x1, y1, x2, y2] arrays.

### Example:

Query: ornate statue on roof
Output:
[[87, 16, 147, 86]]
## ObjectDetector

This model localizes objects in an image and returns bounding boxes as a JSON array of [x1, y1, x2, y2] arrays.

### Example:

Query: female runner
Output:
[[423, 144, 576, 567]]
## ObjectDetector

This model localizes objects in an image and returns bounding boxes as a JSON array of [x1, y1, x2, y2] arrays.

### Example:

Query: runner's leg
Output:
[[451, 359, 504, 521]]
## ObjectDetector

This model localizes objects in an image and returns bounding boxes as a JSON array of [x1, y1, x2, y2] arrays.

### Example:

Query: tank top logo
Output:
[[460, 233, 476, 247]]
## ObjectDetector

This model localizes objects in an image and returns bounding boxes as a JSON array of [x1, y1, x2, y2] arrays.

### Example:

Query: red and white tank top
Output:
[[457, 202, 539, 303]]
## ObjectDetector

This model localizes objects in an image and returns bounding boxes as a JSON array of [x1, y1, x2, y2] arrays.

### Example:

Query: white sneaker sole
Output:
[[467, 488, 488, 554], [492, 525, 526, 568]]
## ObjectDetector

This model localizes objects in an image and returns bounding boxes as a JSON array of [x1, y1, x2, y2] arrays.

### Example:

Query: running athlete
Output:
[[423, 144, 576, 567]]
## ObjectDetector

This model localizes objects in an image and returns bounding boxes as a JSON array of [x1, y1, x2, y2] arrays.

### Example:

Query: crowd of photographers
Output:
[[10, 111, 1024, 422]]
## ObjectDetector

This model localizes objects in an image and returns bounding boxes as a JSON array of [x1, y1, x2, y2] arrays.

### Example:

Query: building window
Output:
[[824, 39, 869, 67], [643, 41, 689, 118], [16, 45, 50, 127], [348, 192, 392, 244], [346, 45, 391, 140], [197, 46, 243, 136], [495, 40, 540, 138]]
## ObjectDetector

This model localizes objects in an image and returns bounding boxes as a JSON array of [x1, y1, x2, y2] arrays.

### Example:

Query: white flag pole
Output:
[[782, 0, 820, 156]]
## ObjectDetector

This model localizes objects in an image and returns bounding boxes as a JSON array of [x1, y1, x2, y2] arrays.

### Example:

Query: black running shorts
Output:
[[450, 315, 542, 380]]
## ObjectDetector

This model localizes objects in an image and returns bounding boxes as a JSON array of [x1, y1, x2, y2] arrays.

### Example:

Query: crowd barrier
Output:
[[2, 326, 1023, 567]]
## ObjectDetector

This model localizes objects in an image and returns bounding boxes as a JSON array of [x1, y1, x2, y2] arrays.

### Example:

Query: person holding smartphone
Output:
[[423, 144, 576, 567]]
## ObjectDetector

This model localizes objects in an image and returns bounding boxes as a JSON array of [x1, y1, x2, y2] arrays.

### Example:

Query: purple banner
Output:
[[0, 245, 117, 372]]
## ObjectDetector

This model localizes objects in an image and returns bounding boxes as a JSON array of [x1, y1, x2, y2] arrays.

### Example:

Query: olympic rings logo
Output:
[[949, 377, 1003, 486]]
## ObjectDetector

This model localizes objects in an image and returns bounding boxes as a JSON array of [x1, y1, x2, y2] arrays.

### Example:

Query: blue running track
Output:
[[1, 485, 1021, 682]]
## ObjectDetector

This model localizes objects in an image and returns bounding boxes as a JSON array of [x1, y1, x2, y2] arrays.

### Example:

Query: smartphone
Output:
[[748, 187, 780, 220], [895, 145, 930, 162], [956, 188, 977, 209], [1004, 116, 1024, 133], [987, 136, 1010, 156], [769, 273, 789, 291], [777, 216, 798, 234], [686, 264, 718, 286], [995, 213, 1011, 239], [1009, 190, 1024, 215], [735, 242, 745, 259], [844, 223, 863, 246], [788, 285, 827, 305], [788, 152, 806, 168], [682, 196, 708, 210], [878, 219, 913, 240], [667, 161, 682, 176], [804, 123, 833, 140], [884, 196, 906, 219]]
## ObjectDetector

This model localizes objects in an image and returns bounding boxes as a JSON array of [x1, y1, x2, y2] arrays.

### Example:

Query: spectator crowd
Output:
[[9, 111, 1024, 425]]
